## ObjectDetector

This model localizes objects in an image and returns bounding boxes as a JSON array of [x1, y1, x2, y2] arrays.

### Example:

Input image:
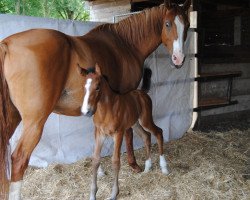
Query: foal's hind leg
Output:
[[139, 119, 169, 174], [139, 97, 169, 175], [124, 128, 142, 173], [139, 117, 169, 175], [132, 122, 152, 172]]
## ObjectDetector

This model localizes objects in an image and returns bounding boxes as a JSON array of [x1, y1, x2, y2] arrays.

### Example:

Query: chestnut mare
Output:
[[79, 64, 169, 200], [0, 0, 190, 199]]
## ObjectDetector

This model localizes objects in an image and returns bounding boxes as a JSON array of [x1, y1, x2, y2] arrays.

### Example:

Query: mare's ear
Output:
[[164, 0, 172, 9], [77, 64, 88, 76], [182, 0, 191, 11], [95, 63, 102, 76]]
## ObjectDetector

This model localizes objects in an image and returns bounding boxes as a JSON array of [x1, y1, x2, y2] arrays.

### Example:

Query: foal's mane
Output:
[[92, 5, 167, 47]]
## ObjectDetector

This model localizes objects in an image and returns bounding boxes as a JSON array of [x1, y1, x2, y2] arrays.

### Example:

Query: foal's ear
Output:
[[95, 63, 102, 76], [77, 64, 88, 76], [164, 0, 172, 9], [182, 0, 191, 11]]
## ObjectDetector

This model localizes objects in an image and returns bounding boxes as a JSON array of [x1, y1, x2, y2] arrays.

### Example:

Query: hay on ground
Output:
[[22, 124, 250, 200]]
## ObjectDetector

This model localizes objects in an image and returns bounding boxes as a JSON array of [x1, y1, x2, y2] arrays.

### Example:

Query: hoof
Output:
[[161, 167, 170, 175], [97, 166, 106, 177], [129, 163, 143, 173], [143, 158, 152, 173], [143, 169, 151, 173]]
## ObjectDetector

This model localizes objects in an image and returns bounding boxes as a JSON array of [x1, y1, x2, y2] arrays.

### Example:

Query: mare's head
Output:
[[78, 64, 102, 117], [161, 0, 191, 68]]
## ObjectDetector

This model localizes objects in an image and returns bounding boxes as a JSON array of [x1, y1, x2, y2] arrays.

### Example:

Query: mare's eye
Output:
[[96, 86, 100, 91], [166, 21, 171, 28]]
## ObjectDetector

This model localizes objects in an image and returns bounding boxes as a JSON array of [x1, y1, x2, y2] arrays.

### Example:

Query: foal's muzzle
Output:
[[85, 109, 94, 117]]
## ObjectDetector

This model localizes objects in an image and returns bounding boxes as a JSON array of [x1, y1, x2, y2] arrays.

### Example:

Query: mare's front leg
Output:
[[124, 128, 142, 173], [90, 128, 105, 200], [110, 132, 123, 200]]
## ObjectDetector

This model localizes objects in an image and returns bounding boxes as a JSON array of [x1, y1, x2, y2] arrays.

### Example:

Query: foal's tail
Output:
[[0, 42, 12, 199], [141, 66, 152, 93]]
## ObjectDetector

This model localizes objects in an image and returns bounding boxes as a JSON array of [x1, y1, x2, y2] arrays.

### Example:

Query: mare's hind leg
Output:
[[2, 106, 21, 198], [132, 122, 152, 172], [9, 115, 49, 200], [124, 128, 142, 173]]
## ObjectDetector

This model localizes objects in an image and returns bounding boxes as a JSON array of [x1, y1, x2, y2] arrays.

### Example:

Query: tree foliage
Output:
[[0, 0, 89, 21]]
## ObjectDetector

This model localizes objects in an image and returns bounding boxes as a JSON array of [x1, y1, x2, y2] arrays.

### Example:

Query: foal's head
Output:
[[161, 0, 191, 68], [78, 64, 102, 117]]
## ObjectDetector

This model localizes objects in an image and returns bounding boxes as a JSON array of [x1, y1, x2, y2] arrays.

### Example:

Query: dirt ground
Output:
[[21, 120, 250, 200]]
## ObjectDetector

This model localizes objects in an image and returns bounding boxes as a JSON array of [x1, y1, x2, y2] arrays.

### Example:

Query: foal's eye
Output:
[[166, 21, 171, 28], [96, 86, 100, 91]]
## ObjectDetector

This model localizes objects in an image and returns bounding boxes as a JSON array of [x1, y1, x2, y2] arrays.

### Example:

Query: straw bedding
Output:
[[21, 121, 249, 200]]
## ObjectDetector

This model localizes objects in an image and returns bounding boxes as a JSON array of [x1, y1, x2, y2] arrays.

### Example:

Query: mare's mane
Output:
[[91, 6, 167, 47]]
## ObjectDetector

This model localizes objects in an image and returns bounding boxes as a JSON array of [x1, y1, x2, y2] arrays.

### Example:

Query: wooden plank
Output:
[[200, 63, 250, 79], [194, 97, 239, 112], [200, 45, 250, 64], [87, 0, 129, 6], [198, 97, 229, 107], [198, 78, 250, 97], [200, 0, 249, 7], [201, 8, 250, 19], [200, 94, 250, 116], [190, 11, 197, 29], [87, 0, 129, 10], [195, 71, 242, 81]]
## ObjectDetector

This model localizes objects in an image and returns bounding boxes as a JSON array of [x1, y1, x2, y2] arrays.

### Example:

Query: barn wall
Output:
[[200, 63, 250, 117], [193, 0, 250, 119], [85, 0, 131, 22]]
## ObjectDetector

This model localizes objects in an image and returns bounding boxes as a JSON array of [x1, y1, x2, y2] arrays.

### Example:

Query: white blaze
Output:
[[81, 78, 92, 115], [172, 16, 185, 66]]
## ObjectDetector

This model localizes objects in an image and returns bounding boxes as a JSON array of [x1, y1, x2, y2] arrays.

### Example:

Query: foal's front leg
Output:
[[90, 128, 105, 200], [110, 132, 123, 200]]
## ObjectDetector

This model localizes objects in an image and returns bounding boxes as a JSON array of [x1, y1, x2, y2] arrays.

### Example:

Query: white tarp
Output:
[[0, 14, 194, 167]]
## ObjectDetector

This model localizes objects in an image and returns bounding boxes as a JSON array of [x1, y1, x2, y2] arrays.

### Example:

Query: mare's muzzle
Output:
[[170, 56, 186, 69]]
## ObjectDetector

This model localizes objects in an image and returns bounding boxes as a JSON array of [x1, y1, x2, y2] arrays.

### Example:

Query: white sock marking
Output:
[[144, 158, 152, 173], [160, 155, 169, 175], [9, 181, 22, 200], [97, 165, 105, 177], [7, 144, 12, 180], [81, 78, 92, 115]]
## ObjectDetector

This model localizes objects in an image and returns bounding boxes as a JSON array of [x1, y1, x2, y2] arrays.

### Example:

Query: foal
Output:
[[79, 64, 169, 200]]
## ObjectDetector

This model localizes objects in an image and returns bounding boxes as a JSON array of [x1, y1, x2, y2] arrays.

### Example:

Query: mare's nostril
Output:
[[173, 55, 177, 61]]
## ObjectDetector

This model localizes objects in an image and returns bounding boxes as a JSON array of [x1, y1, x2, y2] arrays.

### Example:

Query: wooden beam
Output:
[[199, 0, 249, 7]]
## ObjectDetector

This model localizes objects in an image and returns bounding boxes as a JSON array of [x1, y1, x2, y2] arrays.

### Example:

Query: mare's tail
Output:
[[0, 42, 13, 199], [141, 66, 152, 93]]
